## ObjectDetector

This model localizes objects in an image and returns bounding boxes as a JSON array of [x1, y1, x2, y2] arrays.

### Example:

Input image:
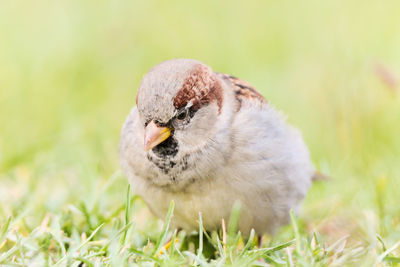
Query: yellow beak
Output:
[[144, 121, 171, 151]]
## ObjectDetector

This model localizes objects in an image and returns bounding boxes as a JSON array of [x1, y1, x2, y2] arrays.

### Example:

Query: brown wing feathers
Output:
[[216, 73, 267, 108]]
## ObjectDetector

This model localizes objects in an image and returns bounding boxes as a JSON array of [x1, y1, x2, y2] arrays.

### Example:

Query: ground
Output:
[[1, 0, 400, 265]]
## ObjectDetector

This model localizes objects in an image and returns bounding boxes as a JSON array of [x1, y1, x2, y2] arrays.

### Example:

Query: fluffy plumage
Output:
[[119, 59, 313, 234]]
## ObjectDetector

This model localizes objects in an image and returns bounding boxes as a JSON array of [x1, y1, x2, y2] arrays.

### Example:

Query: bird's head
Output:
[[136, 59, 226, 160]]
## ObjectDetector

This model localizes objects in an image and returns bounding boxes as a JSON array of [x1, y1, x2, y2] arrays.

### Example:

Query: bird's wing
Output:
[[216, 72, 267, 110]]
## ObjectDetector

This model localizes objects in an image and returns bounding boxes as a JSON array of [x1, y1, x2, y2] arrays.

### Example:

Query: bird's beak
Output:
[[144, 121, 171, 151]]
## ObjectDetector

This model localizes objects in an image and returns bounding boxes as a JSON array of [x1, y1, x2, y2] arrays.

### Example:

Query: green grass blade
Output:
[[197, 212, 204, 258], [0, 216, 12, 246], [152, 200, 175, 257], [239, 228, 255, 257]]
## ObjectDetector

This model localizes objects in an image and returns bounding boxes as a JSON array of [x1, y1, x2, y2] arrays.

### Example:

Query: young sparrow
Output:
[[119, 59, 313, 235]]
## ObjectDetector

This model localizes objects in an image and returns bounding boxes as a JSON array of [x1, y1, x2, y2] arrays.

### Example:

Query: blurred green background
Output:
[[1, 0, 400, 263]]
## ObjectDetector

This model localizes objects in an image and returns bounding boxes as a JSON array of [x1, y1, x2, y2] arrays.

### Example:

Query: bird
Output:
[[119, 59, 313, 235]]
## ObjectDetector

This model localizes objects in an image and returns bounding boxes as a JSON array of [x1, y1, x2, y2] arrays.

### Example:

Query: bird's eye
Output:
[[176, 109, 188, 121]]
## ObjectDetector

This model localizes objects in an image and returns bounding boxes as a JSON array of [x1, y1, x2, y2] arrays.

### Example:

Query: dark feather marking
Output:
[[216, 72, 266, 109], [151, 136, 178, 158], [173, 64, 224, 113], [147, 150, 189, 176]]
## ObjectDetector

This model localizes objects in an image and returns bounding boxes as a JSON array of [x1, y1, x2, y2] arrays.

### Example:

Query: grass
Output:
[[1, 0, 400, 265]]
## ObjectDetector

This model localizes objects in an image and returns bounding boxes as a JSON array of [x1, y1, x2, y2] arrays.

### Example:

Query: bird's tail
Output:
[[312, 171, 330, 181]]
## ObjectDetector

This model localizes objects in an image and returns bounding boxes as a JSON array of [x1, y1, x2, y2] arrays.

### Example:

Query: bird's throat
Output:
[[151, 135, 178, 158]]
